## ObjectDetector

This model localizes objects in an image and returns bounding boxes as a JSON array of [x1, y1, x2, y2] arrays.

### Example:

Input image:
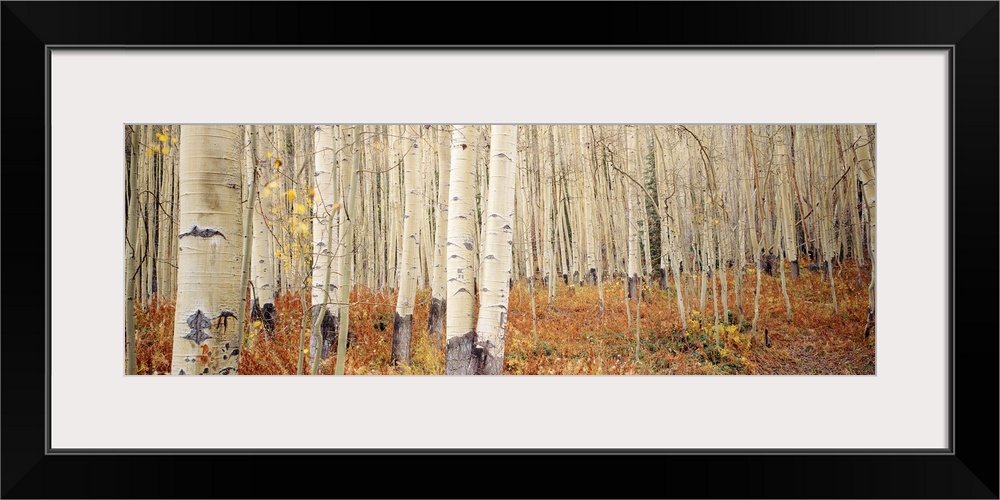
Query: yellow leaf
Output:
[[161, 147, 170, 154], [171, 137, 179, 144], [308, 188, 315, 198], [156, 133, 167, 142], [294, 204, 307, 215], [146, 148, 154, 156], [267, 151, 273, 158], [286, 189, 296, 202], [274, 158, 282, 168], [303, 348, 309, 354], [253, 320, 262, 328]]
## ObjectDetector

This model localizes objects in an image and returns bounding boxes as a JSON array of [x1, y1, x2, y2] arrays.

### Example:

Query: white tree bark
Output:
[[391, 125, 422, 366], [428, 125, 452, 348], [170, 125, 244, 375], [474, 125, 517, 375], [311, 125, 338, 362], [445, 125, 478, 374], [250, 126, 276, 338]]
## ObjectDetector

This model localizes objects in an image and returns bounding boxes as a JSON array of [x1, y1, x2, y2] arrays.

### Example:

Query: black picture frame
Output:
[[3, 2, 996, 498]]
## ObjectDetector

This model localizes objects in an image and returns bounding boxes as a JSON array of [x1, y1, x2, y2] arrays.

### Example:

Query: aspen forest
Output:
[[124, 124, 876, 375]]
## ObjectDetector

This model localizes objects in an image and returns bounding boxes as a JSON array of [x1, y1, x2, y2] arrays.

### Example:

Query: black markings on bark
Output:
[[464, 241, 474, 251], [446, 330, 477, 375], [179, 226, 227, 240], [216, 311, 237, 333], [219, 367, 235, 375], [427, 298, 445, 349], [759, 251, 777, 276], [391, 312, 412, 366], [589, 268, 598, 286], [231, 348, 239, 356], [183, 310, 212, 344], [178, 369, 186, 375], [627, 276, 638, 300], [320, 312, 338, 359], [202, 368, 209, 374], [251, 300, 277, 335]]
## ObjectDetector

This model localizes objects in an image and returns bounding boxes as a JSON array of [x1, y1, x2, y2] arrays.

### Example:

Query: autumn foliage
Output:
[[133, 257, 874, 375]]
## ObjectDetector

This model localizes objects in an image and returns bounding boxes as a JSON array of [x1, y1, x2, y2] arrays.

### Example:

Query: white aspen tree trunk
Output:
[[775, 126, 800, 278], [546, 126, 558, 298], [516, 132, 540, 344], [773, 126, 794, 321], [250, 125, 276, 338], [709, 225, 721, 347], [311, 125, 338, 363], [125, 127, 140, 374], [446, 125, 478, 374], [638, 129, 654, 283], [663, 131, 686, 328], [391, 125, 422, 366], [578, 125, 597, 285], [334, 125, 363, 375], [169, 125, 243, 375], [420, 132, 433, 290], [652, 127, 668, 289], [155, 128, 173, 300], [428, 125, 451, 349], [852, 125, 876, 337], [745, 126, 764, 338], [625, 125, 641, 299], [387, 125, 402, 289], [474, 125, 517, 375], [820, 127, 839, 313]]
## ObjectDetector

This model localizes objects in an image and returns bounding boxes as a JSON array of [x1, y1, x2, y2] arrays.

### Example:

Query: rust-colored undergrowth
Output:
[[132, 259, 875, 375]]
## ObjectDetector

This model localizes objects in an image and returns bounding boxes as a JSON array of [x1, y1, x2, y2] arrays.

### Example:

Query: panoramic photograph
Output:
[[124, 124, 876, 375]]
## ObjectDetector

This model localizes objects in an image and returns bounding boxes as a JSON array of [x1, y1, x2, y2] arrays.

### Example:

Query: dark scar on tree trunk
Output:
[[216, 311, 237, 333], [446, 330, 477, 375], [179, 226, 227, 240], [183, 310, 212, 344]]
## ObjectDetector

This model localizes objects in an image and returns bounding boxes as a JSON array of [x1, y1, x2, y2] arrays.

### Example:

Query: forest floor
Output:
[[133, 259, 875, 375]]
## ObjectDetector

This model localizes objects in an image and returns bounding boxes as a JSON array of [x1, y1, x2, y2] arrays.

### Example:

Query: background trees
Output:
[[127, 124, 875, 376]]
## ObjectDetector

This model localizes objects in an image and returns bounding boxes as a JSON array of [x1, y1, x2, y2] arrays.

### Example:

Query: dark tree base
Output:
[[427, 298, 445, 349], [790, 260, 800, 279], [251, 299, 277, 337], [391, 312, 412, 366], [320, 312, 337, 359], [627, 275, 639, 299], [446, 330, 477, 375]]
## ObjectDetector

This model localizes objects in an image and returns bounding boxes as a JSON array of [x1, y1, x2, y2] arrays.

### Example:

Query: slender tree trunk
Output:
[[428, 125, 451, 349], [334, 125, 363, 375], [474, 125, 517, 375], [311, 126, 339, 365], [852, 125, 877, 337], [250, 126, 276, 338], [169, 125, 244, 375], [125, 126, 140, 374], [392, 125, 422, 366]]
